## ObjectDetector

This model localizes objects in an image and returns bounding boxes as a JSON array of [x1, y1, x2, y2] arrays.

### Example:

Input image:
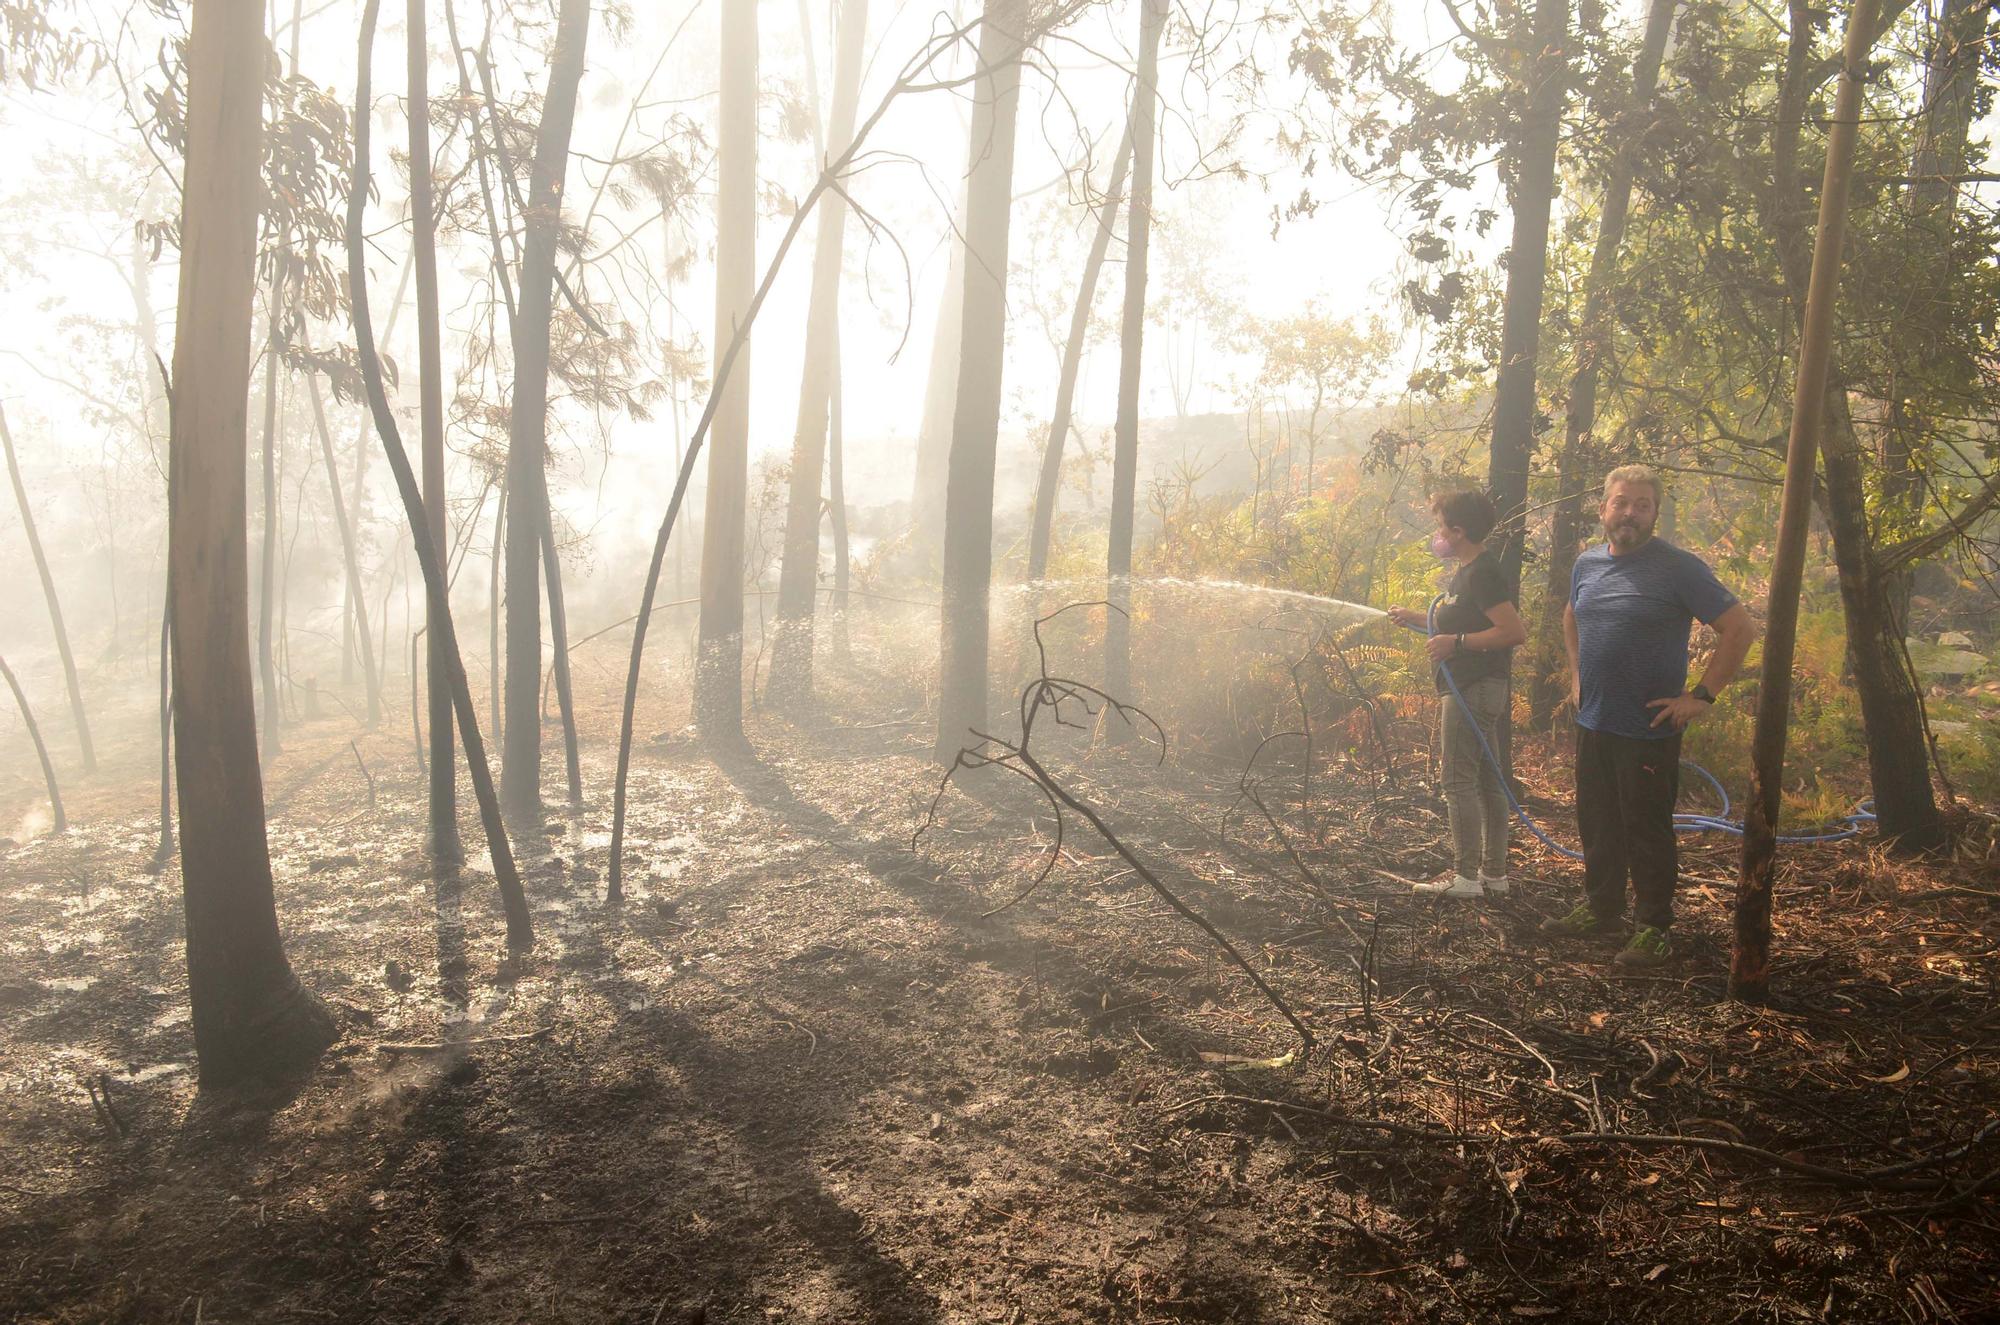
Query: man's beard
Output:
[[1606, 517, 1654, 549]]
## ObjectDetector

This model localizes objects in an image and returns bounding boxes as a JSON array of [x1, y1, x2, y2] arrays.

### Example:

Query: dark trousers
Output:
[[1575, 726, 1682, 930]]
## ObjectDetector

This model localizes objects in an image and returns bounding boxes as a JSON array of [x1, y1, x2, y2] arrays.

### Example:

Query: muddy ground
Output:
[[1, 641, 1998, 1323]]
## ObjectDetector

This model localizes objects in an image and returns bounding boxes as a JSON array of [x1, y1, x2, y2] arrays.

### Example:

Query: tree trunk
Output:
[[1816, 393, 1946, 851], [1762, 0, 1943, 852], [1528, 0, 1678, 731], [170, 0, 335, 1086], [351, 0, 531, 947], [934, 0, 1028, 761], [304, 372, 381, 725], [0, 653, 65, 834], [1735, 0, 1879, 1002], [1104, 0, 1166, 709], [1027, 122, 1133, 581], [769, 0, 870, 708], [696, 0, 759, 743], [500, 0, 590, 824], [490, 485, 505, 743], [1486, 0, 1570, 593], [828, 330, 851, 657], [0, 403, 96, 775], [911, 193, 967, 556], [408, 0, 462, 859], [1879, 0, 1984, 627], [342, 256, 407, 687], [150, 574, 173, 869], [540, 476, 582, 806], [255, 284, 284, 760]]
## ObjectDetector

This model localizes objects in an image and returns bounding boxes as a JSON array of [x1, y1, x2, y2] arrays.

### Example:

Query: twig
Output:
[[350, 740, 376, 807], [927, 603, 1312, 1053], [375, 1026, 552, 1055], [1158, 1094, 1988, 1194]]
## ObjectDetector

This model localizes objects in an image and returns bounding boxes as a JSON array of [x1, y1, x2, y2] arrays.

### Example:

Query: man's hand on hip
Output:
[[1647, 694, 1710, 731]]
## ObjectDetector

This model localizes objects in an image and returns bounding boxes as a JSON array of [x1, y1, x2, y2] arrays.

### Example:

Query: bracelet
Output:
[[1456, 633, 1466, 653]]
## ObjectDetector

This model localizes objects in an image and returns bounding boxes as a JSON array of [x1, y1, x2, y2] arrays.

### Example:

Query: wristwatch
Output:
[[1455, 633, 1467, 654], [1688, 683, 1716, 704]]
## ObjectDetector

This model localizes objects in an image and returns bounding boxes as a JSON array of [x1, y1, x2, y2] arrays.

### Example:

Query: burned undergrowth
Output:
[[1, 629, 1996, 1323]]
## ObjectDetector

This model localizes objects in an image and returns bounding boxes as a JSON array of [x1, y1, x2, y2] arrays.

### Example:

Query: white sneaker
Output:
[[1479, 873, 1511, 895], [1413, 873, 1490, 897]]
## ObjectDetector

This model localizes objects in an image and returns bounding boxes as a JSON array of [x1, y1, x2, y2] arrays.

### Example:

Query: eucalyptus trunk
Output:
[[935, 0, 1029, 761], [695, 0, 760, 743], [1104, 0, 1166, 710], [769, 0, 870, 708], [1027, 122, 1132, 581], [170, 0, 335, 1085], [304, 372, 381, 724], [1761, 0, 1944, 853], [1735, 0, 1880, 1001], [0, 653, 65, 834], [1486, 0, 1570, 593], [502, 0, 591, 824], [409, 0, 462, 859], [351, 0, 532, 946], [0, 403, 95, 775]]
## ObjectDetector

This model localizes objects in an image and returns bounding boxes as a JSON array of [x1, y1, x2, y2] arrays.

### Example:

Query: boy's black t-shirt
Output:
[[1431, 550, 1513, 692]]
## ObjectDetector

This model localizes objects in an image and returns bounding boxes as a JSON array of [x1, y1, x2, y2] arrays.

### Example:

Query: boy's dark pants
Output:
[[1575, 725, 1682, 930]]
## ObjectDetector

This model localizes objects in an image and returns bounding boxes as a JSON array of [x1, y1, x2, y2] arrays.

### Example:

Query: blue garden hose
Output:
[[1406, 597, 1875, 858]]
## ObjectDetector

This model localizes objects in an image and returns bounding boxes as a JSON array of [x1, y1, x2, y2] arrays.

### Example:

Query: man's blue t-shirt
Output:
[[1572, 538, 1740, 740]]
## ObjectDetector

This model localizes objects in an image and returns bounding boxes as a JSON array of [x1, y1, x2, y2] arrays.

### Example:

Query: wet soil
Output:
[[1, 653, 1997, 1323]]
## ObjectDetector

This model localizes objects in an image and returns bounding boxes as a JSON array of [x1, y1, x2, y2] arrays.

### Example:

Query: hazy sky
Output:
[[0, 0, 1540, 655]]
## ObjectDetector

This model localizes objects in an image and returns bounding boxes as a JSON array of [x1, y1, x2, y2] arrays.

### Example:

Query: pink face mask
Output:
[[1429, 532, 1456, 560]]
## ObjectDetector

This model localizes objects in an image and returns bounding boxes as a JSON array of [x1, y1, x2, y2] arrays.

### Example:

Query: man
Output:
[[1541, 465, 1757, 968]]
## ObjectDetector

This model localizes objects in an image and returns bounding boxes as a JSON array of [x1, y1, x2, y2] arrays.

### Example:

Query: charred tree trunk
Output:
[[935, 0, 1028, 761], [695, 0, 759, 743], [0, 403, 95, 775], [1735, 0, 1879, 1002], [1027, 122, 1133, 581], [1486, 0, 1570, 592], [0, 653, 65, 834], [410, 0, 462, 860], [1528, 0, 1677, 731], [304, 373, 381, 725], [170, 0, 335, 1085], [351, 0, 531, 945], [502, 0, 590, 824], [769, 0, 869, 708], [1104, 0, 1166, 709]]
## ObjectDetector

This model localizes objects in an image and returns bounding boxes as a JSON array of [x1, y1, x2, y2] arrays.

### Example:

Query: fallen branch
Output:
[[921, 602, 1313, 1054]]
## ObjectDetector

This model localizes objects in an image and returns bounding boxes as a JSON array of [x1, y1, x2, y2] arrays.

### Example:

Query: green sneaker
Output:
[[1539, 902, 1622, 938], [1613, 926, 1673, 970]]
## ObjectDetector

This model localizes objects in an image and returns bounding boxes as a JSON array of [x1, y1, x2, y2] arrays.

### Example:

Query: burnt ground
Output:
[[1, 646, 1998, 1324]]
